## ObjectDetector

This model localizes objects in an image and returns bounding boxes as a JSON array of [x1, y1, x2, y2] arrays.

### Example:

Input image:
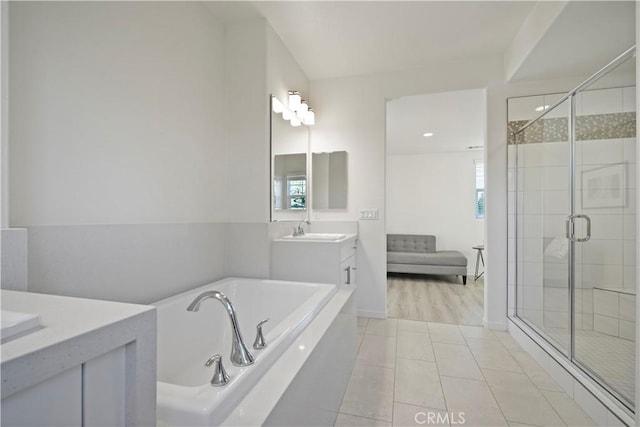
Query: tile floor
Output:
[[335, 318, 597, 427]]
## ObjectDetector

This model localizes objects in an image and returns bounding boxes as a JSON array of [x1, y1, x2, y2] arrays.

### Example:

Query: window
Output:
[[475, 161, 485, 219], [287, 175, 306, 210]]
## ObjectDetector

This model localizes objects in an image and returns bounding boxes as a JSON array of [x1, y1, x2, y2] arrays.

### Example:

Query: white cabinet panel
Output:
[[83, 346, 126, 426], [2, 366, 82, 427], [272, 236, 357, 287]]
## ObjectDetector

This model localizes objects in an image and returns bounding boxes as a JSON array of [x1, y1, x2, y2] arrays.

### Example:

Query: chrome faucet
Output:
[[186, 290, 255, 367], [293, 219, 310, 236]]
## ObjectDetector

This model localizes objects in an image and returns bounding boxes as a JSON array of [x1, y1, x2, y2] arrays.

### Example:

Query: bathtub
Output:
[[153, 277, 351, 426]]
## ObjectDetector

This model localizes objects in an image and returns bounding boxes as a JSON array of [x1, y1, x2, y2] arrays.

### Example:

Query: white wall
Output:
[[1, 1, 8, 228], [6, 2, 232, 302], [9, 2, 227, 226], [387, 150, 484, 274], [310, 55, 594, 323], [310, 56, 504, 319], [223, 19, 311, 277], [6, 5, 312, 301], [224, 19, 270, 224]]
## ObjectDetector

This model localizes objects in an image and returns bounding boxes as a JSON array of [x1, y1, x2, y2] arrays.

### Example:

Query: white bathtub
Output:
[[153, 277, 338, 426]]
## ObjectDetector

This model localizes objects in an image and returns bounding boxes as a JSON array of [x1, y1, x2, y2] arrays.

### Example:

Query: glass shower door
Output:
[[514, 96, 572, 354], [510, 46, 637, 414], [573, 79, 637, 409]]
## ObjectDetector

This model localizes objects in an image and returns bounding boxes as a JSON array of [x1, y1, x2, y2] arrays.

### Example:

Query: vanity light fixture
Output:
[[272, 93, 315, 127]]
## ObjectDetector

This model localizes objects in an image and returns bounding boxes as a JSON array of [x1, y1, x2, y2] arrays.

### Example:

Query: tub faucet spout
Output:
[[186, 290, 255, 367]]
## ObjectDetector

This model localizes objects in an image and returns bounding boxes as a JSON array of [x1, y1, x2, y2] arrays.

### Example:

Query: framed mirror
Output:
[[312, 151, 348, 209], [270, 96, 309, 221]]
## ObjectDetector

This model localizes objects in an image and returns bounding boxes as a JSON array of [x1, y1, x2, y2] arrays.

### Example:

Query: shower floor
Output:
[[546, 327, 635, 405]]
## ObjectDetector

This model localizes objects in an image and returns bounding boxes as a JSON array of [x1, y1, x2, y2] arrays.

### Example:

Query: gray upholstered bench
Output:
[[387, 234, 468, 285]]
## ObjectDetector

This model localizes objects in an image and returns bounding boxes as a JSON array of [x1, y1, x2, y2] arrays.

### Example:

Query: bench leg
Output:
[[462, 275, 467, 285]]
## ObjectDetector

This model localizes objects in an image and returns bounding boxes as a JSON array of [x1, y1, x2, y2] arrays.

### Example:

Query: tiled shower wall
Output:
[[507, 86, 636, 341]]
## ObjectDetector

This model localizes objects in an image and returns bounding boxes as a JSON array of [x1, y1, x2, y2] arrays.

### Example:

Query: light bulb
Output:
[[291, 116, 302, 127], [303, 109, 315, 126], [296, 101, 309, 119], [288, 91, 301, 111], [282, 109, 293, 120]]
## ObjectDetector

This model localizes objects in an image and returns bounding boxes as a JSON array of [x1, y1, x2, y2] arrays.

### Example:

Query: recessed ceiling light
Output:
[[423, 132, 434, 137], [535, 105, 550, 112]]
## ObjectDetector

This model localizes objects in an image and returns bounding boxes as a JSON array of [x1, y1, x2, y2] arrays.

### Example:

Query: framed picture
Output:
[[581, 163, 627, 209]]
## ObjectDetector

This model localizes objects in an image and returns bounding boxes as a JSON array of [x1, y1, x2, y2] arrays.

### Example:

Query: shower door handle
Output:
[[565, 214, 591, 242]]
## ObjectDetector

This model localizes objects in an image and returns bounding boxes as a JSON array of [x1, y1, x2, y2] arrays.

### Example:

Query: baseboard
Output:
[[357, 309, 387, 319], [484, 319, 507, 330]]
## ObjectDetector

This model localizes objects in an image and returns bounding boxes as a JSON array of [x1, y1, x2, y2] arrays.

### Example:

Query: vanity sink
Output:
[[282, 233, 347, 241], [1, 310, 41, 341]]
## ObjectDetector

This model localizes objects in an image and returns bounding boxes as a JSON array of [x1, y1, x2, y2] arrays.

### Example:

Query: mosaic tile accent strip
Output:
[[508, 112, 636, 144]]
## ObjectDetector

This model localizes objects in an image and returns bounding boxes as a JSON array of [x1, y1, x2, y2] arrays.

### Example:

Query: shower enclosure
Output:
[[508, 46, 637, 413]]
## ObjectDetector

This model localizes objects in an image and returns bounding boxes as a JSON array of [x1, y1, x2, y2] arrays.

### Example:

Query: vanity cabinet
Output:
[[1, 290, 156, 426], [271, 235, 357, 286], [2, 348, 126, 426]]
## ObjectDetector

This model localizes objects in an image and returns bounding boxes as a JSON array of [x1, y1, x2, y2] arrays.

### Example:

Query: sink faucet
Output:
[[293, 219, 310, 236], [186, 291, 255, 367]]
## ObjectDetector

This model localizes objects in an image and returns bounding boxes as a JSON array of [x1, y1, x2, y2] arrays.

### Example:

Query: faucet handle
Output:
[[253, 318, 269, 350], [205, 354, 230, 387]]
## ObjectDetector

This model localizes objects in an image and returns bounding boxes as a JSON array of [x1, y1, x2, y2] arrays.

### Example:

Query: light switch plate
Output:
[[359, 209, 378, 220]]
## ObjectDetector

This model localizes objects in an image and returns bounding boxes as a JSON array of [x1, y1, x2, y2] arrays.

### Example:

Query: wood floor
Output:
[[387, 273, 484, 325]]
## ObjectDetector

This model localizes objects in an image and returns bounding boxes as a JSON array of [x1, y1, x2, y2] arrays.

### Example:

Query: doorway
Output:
[[385, 89, 487, 325]]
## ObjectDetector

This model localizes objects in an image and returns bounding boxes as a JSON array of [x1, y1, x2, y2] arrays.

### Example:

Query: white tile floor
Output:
[[335, 318, 597, 427]]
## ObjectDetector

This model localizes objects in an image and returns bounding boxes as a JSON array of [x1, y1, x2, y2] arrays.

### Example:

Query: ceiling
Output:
[[386, 89, 485, 155], [510, 1, 636, 82], [206, 1, 536, 81], [204, 1, 635, 155]]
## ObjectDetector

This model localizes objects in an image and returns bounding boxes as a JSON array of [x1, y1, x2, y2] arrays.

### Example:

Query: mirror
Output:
[[312, 151, 348, 209], [271, 96, 309, 221], [273, 153, 307, 211]]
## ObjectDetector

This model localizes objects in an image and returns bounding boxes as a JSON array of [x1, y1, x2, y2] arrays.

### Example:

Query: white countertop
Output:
[[1, 290, 156, 399], [273, 233, 357, 243]]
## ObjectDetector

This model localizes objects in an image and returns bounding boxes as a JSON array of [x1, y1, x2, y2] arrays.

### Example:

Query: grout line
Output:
[[463, 333, 514, 426], [336, 411, 391, 425], [427, 325, 451, 417], [538, 389, 580, 427], [391, 319, 399, 425]]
